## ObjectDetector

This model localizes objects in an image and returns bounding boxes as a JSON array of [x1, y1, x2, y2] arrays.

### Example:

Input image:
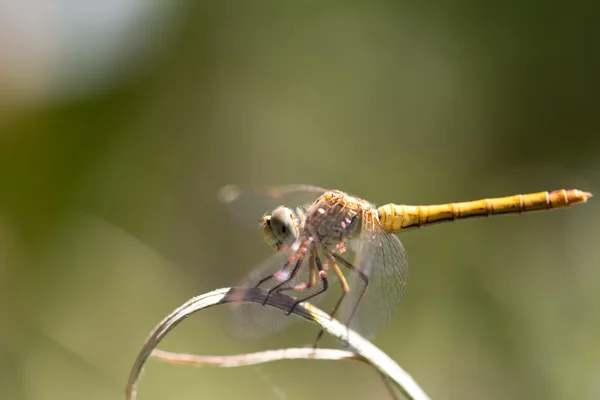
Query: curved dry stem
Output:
[[151, 348, 362, 367], [151, 348, 402, 400], [126, 287, 431, 400]]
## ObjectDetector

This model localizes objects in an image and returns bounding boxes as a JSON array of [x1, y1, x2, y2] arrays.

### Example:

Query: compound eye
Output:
[[268, 207, 299, 246]]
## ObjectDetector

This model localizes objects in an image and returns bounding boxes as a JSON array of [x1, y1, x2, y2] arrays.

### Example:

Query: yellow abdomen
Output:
[[377, 189, 592, 233]]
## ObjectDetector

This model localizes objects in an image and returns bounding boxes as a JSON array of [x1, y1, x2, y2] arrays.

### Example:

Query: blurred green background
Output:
[[1, 2, 599, 400]]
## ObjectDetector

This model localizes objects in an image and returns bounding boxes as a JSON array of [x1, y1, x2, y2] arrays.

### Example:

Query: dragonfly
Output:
[[219, 185, 592, 344]]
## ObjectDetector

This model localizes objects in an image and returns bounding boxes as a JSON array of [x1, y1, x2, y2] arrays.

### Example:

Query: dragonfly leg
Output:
[[277, 250, 318, 294], [254, 270, 277, 288], [255, 258, 295, 290], [226, 259, 293, 306], [312, 251, 351, 347], [328, 256, 350, 319], [262, 256, 304, 306], [284, 250, 329, 316], [330, 252, 369, 337]]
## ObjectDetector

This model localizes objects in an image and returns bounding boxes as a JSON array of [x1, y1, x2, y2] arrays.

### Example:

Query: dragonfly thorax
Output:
[[303, 191, 371, 247]]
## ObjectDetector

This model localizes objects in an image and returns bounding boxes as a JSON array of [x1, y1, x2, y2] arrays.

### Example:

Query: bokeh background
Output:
[[1, 2, 599, 400]]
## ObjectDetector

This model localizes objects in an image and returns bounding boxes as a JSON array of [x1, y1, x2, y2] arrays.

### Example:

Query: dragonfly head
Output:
[[260, 206, 300, 250]]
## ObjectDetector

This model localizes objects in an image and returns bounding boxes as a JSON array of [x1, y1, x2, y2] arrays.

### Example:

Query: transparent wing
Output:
[[226, 239, 337, 339], [336, 212, 409, 339], [217, 184, 328, 230]]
